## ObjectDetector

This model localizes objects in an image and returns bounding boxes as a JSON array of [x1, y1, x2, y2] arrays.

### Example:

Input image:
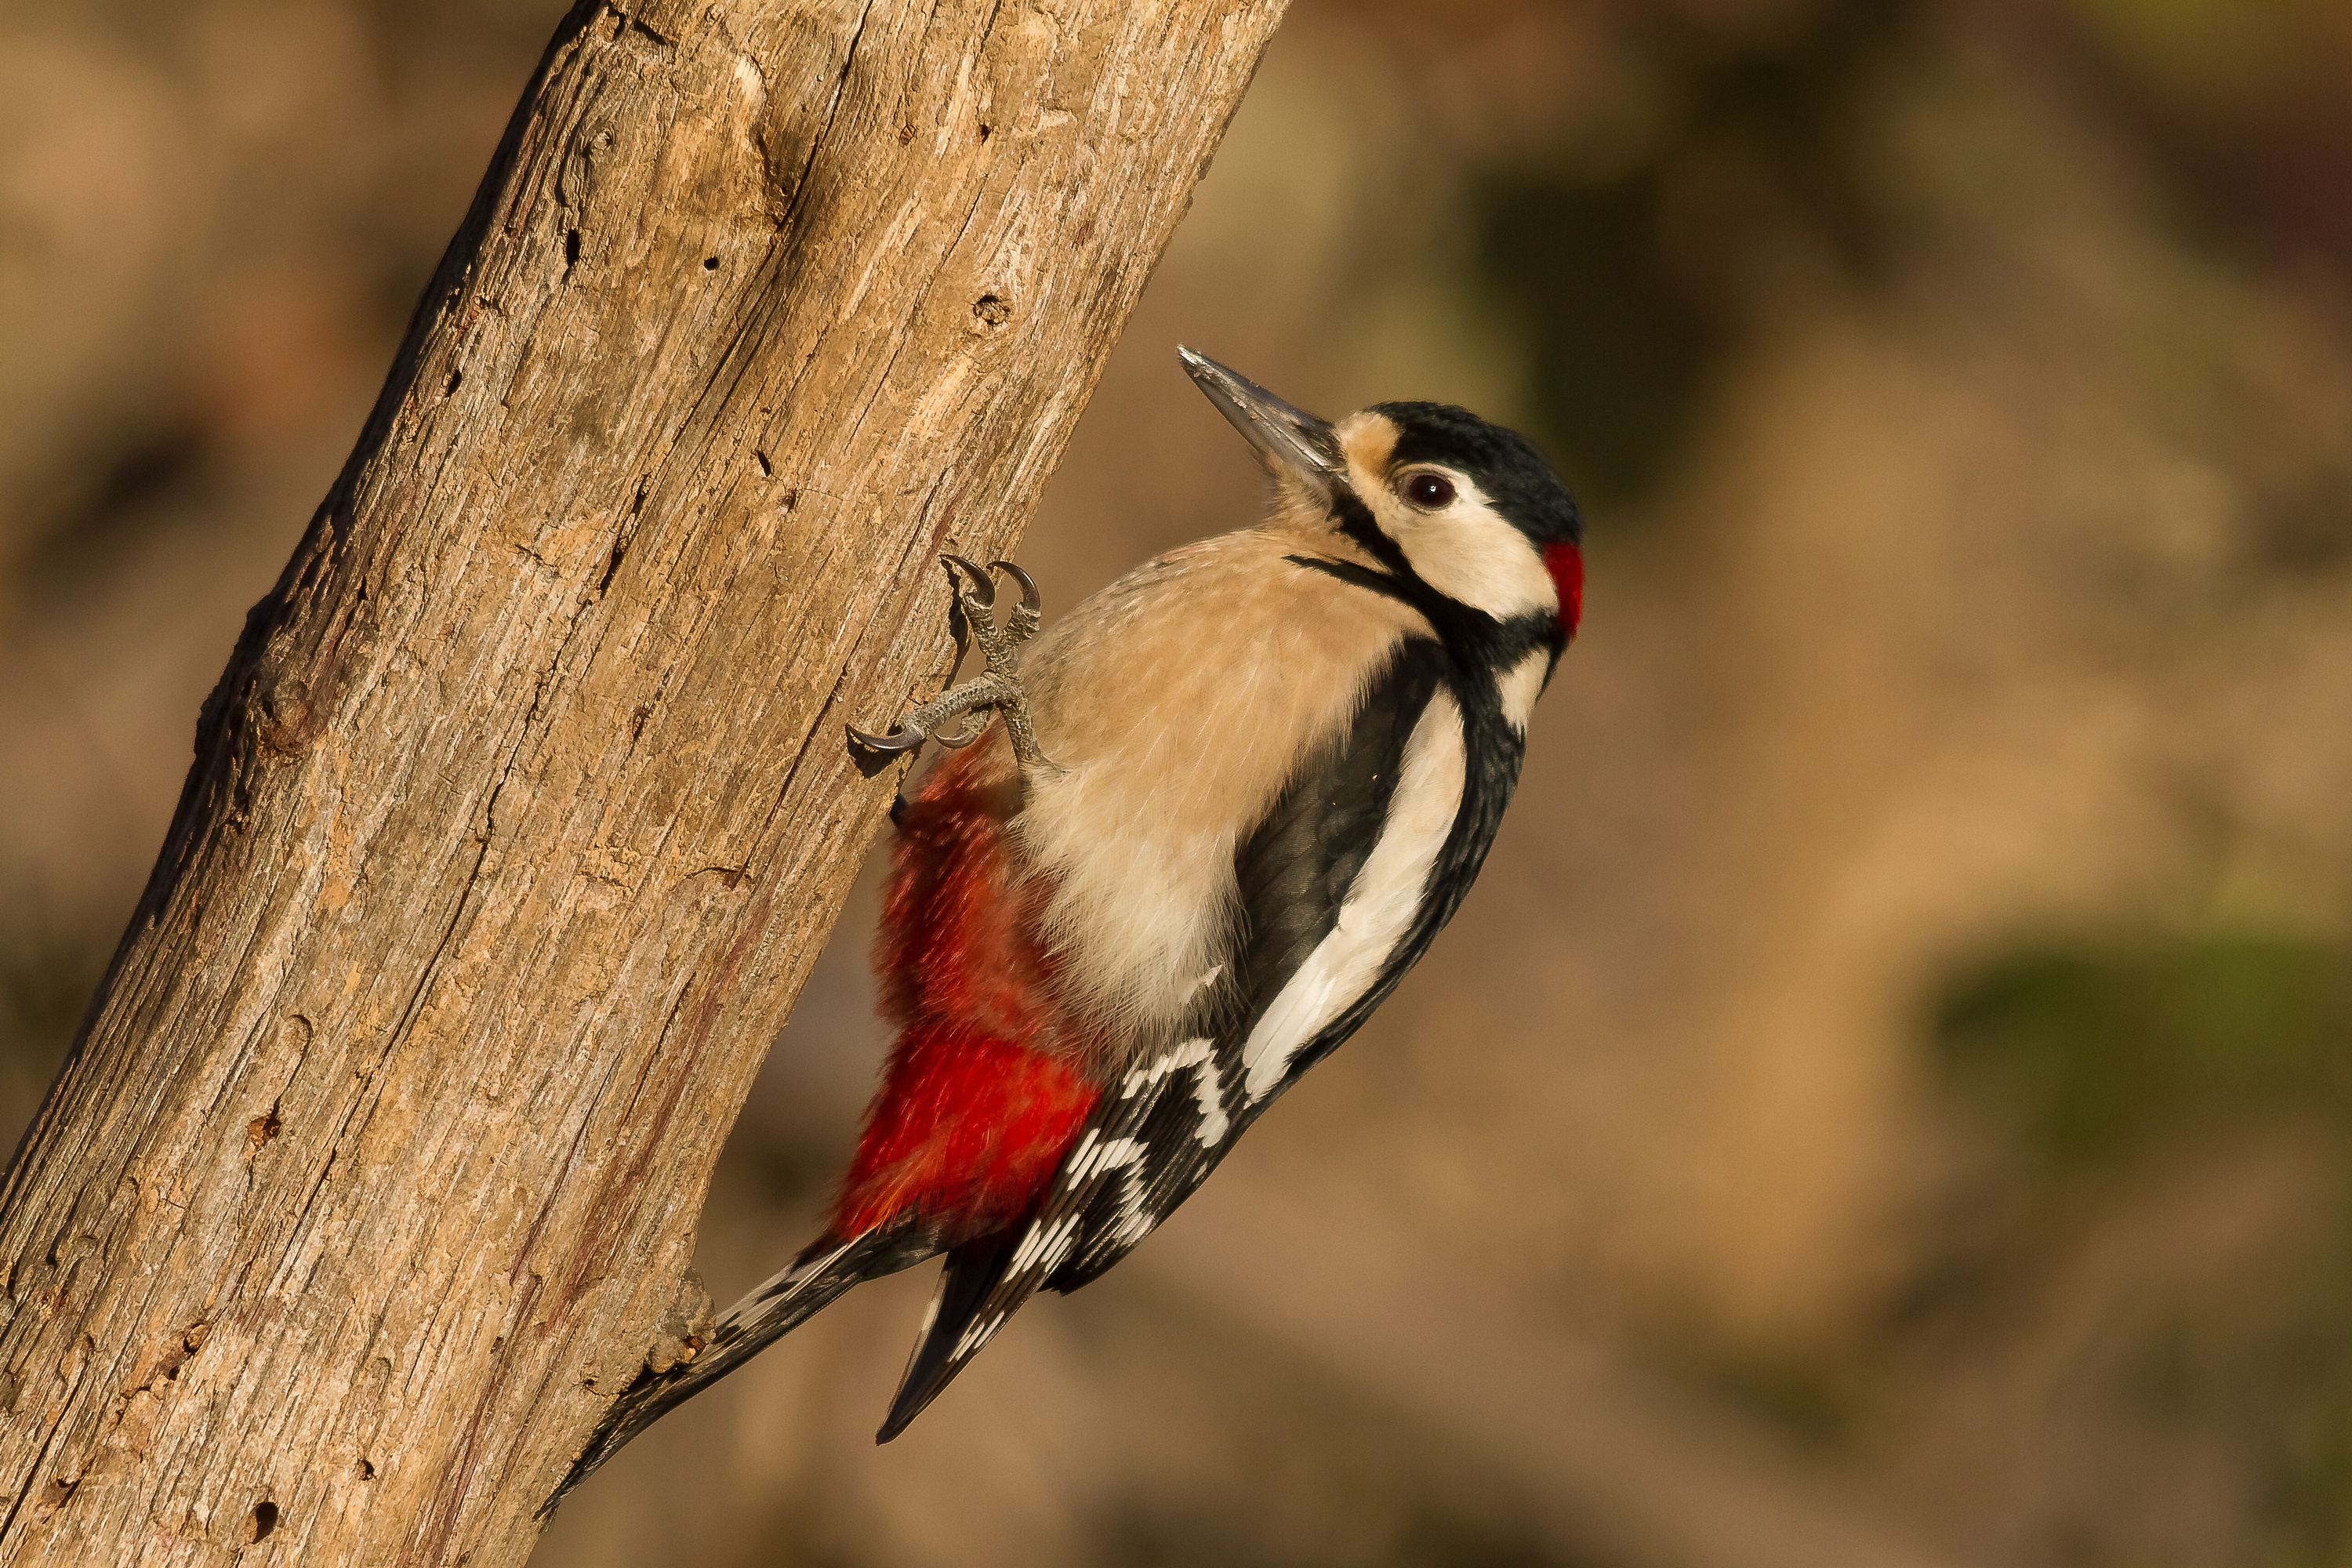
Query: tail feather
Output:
[[875, 1228, 1034, 1443], [542, 1220, 936, 1515]]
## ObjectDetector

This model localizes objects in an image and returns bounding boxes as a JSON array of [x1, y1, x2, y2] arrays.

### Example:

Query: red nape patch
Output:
[[1544, 543, 1584, 640], [832, 746, 1102, 1241], [832, 1021, 1099, 1240]]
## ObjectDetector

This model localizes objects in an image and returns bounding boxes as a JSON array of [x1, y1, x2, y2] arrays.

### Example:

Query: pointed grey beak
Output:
[[1177, 347, 1342, 482]]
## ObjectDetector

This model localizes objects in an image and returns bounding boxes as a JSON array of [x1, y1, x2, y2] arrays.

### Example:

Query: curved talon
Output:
[[940, 554, 996, 606], [846, 724, 924, 755], [930, 718, 985, 749], [987, 560, 1040, 612], [863, 555, 1050, 778]]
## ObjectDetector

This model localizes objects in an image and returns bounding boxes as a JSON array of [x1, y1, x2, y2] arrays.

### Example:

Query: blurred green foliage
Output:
[[1466, 0, 1905, 503], [1933, 935, 2352, 1163], [1471, 172, 1716, 504], [1932, 932, 2352, 1563], [2267, 1309, 2352, 1567]]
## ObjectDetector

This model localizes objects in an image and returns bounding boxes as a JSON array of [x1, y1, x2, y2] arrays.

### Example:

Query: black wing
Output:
[[875, 637, 1489, 1433], [1045, 635, 1454, 1287]]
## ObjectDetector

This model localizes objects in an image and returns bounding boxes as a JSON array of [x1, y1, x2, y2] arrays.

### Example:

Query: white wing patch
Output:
[[1062, 1134, 1145, 1185], [1185, 1054, 1231, 1145], [1241, 690, 1468, 1101], [1006, 1214, 1080, 1277], [1120, 1036, 1231, 1145], [1040, 1128, 1154, 1246]]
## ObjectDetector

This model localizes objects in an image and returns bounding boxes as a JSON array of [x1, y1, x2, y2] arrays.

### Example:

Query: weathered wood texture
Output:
[[0, 1, 1285, 1561]]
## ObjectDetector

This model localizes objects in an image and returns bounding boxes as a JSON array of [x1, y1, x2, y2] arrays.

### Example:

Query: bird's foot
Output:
[[849, 556, 1055, 773]]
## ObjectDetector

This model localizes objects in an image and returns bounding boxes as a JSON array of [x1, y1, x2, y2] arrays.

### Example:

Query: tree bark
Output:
[[0, 1, 1285, 1562]]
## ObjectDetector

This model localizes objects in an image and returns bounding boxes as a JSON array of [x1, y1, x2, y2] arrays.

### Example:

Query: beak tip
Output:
[[1173, 345, 1340, 479]]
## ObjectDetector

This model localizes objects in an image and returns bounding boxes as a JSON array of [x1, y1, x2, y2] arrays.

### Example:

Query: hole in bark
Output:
[[443, 368, 463, 397], [973, 294, 1011, 328], [978, 122, 991, 142], [247, 1501, 278, 1542], [358, 1458, 376, 1480], [753, 451, 772, 477], [564, 229, 581, 270], [599, 535, 630, 593], [702, 256, 719, 270], [246, 1102, 281, 1150]]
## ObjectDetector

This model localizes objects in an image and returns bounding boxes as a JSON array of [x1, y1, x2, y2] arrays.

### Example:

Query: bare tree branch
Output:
[[0, 1, 1287, 1561]]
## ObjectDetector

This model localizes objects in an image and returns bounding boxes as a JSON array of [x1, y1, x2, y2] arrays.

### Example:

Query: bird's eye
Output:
[[1403, 472, 1455, 510]]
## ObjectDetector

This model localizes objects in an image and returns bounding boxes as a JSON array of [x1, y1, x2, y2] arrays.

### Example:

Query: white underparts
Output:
[[1240, 689, 1468, 1101], [1007, 532, 1425, 1058]]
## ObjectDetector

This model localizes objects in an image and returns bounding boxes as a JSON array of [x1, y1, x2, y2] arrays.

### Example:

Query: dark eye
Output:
[[1403, 472, 1455, 509]]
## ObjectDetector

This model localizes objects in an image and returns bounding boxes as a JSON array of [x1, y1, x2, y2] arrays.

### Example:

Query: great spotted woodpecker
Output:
[[551, 348, 1582, 1501]]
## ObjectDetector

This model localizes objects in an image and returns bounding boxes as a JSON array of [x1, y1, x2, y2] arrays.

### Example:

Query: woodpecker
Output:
[[549, 347, 1583, 1505]]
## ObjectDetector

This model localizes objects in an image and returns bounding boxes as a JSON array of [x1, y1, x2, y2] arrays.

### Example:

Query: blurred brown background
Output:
[[6, 1, 2352, 1564]]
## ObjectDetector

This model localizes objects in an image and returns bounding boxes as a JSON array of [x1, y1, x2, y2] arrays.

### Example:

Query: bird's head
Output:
[[1178, 347, 1583, 641]]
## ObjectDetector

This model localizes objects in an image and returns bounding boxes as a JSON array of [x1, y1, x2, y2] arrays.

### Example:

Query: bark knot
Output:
[[643, 1269, 714, 1375]]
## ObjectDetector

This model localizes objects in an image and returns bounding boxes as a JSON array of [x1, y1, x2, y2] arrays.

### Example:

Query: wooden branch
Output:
[[0, 2, 1286, 1561]]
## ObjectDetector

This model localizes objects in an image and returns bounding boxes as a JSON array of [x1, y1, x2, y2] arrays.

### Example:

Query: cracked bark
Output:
[[0, 0, 1287, 1562]]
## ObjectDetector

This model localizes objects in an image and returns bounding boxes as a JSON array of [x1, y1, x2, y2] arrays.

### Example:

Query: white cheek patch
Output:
[[1356, 468, 1555, 622], [1240, 691, 1467, 1101], [1497, 648, 1552, 732]]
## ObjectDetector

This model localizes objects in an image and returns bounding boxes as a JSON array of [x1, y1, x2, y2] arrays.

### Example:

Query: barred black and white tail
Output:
[[874, 1230, 1030, 1442], [542, 1220, 935, 1514]]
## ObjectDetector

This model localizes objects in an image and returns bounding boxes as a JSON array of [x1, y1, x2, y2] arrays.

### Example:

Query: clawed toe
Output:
[[942, 556, 1041, 639], [927, 717, 985, 749], [845, 722, 924, 755], [848, 554, 1055, 776], [942, 554, 996, 608]]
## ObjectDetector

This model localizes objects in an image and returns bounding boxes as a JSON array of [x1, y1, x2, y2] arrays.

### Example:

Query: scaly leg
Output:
[[848, 556, 1054, 773]]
